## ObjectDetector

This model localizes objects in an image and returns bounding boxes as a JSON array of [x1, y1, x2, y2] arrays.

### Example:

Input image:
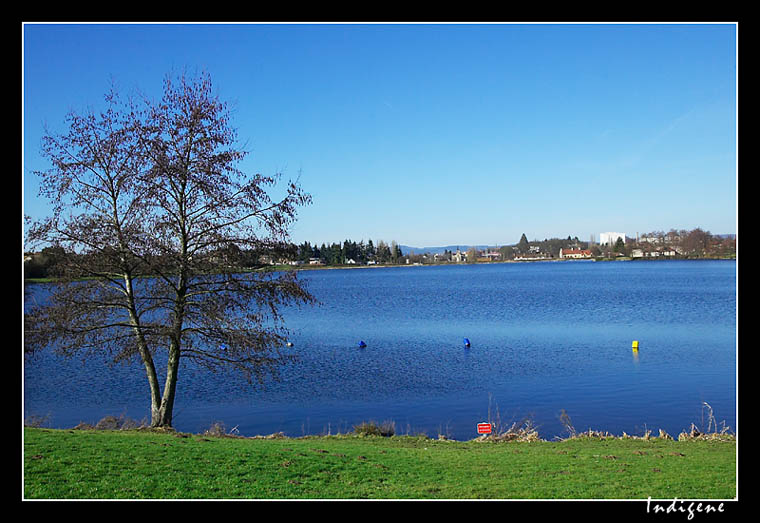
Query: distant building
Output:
[[514, 252, 551, 261], [559, 248, 592, 259], [639, 235, 663, 244], [599, 232, 626, 246], [666, 231, 682, 244], [632, 247, 678, 259], [480, 250, 501, 261], [451, 248, 465, 263]]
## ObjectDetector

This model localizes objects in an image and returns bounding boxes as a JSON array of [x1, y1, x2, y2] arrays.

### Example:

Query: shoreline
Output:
[[23, 256, 736, 284], [24, 417, 736, 443], [279, 255, 736, 274]]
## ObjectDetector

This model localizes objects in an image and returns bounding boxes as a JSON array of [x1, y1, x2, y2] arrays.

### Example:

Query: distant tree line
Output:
[[503, 228, 735, 260], [25, 227, 736, 280], [24, 238, 408, 279], [24, 246, 67, 279], [499, 233, 587, 259], [295, 239, 403, 265]]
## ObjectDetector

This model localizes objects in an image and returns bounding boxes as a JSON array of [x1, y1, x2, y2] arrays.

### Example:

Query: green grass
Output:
[[23, 427, 736, 500]]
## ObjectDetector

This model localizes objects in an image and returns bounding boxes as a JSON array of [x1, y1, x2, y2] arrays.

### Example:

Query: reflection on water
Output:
[[24, 260, 736, 440]]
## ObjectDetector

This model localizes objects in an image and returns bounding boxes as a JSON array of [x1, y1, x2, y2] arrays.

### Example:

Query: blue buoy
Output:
[[463, 338, 471, 348], [358, 340, 367, 348]]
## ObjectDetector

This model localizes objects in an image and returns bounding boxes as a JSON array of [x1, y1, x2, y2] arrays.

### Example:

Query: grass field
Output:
[[23, 427, 736, 500]]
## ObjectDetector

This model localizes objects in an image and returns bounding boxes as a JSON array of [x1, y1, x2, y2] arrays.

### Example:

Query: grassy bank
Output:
[[23, 427, 736, 500]]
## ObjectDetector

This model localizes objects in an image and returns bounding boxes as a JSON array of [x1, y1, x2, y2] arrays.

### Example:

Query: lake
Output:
[[23, 259, 737, 441]]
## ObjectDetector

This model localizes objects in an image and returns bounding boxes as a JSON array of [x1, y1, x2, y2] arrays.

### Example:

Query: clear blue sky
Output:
[[23, 22, 737, 248]]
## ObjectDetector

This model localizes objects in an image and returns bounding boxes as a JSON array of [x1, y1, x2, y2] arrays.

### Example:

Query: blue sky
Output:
[[23, 23, 737, 248]]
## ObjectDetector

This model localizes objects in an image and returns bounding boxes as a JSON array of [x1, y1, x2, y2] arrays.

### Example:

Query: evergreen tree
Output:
[[518, 233, 530, 253], [366, 239, 375, 260], [390, 240, 400, 264], [614, 237, 625, 254], [330, 242, 343, 264], [298, 241, 312, 262]]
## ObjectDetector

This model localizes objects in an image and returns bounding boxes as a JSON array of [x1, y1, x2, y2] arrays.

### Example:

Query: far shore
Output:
[[272, 255, 735, 274], [24, 255, 736, 284]]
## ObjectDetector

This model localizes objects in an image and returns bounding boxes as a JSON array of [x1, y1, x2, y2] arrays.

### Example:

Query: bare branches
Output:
[[25, 71, 314, 428]]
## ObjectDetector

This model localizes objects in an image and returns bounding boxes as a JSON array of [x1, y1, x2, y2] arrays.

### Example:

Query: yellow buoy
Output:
[[632, 340, 639, 350]]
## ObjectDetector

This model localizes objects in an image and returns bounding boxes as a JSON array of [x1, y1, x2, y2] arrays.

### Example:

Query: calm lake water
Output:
[[23, 260, 737, 441]]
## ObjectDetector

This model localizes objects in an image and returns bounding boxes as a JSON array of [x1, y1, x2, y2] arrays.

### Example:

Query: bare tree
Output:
[[25, 84, 165, 417], [25, 72, 314, 428], [681, 227, 713, 257]]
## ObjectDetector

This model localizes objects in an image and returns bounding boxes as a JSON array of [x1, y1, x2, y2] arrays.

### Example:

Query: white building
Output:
[[559, 248, 592, 259], [451, 248, 465, 263], [599, 232, 626, 246]]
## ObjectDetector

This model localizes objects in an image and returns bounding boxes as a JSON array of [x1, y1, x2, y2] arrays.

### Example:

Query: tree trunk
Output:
[[154, 270, 187, 428], [155, 339, 181, 427], [139, 337, 163, 427], [122, 273, 165, 427]]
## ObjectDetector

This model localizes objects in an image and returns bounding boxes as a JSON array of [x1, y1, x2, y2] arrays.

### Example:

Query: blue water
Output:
[[23, 260, 737, 441]]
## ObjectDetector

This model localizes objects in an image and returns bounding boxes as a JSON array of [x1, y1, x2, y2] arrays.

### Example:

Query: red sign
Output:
[[477, 422, 493, 434]]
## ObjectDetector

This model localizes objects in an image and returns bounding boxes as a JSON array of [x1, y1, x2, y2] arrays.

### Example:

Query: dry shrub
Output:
[[250, 432, 288, 439], [678, 423, 734, 442], [480, 419, 542, 442], [202, 421, 243, 438], [72, 414, 147, 431], [95, 414, 146, 430], [24, 413, 51, 428], [353, 420, 396, 437], [563, 428, 616, 440], [618, 429, 676, 440], [677, 403, 735, 441]]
